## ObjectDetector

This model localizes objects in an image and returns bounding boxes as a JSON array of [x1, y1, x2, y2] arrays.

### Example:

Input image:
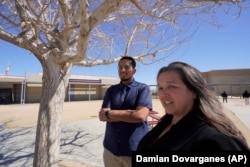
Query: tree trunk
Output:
[[33, 58, 71, 167]]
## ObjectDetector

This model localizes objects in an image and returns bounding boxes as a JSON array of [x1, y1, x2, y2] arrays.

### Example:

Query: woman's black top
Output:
[[137, 110, 249, 151]]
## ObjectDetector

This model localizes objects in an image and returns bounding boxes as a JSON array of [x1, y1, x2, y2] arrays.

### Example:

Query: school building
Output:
[[0, 73, 119, 104], [202, 68, 250, 97], [0, 68, 250, 104]]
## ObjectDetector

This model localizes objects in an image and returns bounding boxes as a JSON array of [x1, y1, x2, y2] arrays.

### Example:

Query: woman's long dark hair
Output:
[[157, 62, 247, 144]]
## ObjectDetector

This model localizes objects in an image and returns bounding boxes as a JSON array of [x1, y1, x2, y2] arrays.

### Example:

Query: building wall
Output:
[[0, 82, 108, 104], [2, 69, 249, 103], [65, 84, 103, 101], [206, 75, 250, 85], [26, 85, 42, 103], [203, 69, 250, 96], [0, 83, 25, 104], [13, 84, 22, 103], [0, 83, 12, 89]]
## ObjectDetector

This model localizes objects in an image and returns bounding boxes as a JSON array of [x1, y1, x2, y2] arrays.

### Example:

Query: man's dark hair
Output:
[[119, 56, 136, 68]]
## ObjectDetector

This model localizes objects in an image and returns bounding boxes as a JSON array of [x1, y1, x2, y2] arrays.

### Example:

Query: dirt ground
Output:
[[0, 99, 165, 129], [0, 99, 250, 167]]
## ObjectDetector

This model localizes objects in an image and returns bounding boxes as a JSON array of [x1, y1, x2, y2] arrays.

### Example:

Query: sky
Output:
[[0, 9, 250, 85]]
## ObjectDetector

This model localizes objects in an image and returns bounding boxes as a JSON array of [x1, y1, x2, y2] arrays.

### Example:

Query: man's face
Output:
[[118, 59, 136, 82]]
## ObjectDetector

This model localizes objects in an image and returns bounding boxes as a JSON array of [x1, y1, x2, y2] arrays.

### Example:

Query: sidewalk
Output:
[[221, 98, 250, 146], [0, 99, 249, 167], [0, 119, 105, 167], [222, 98, 250, 129], [0, 101, 106, 167]]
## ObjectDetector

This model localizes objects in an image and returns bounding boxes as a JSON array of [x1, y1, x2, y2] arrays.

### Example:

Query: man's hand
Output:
[[99, 108, 110, 121]]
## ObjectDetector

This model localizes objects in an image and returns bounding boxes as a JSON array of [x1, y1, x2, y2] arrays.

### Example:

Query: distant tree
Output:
[[0, 0, 248, 166]]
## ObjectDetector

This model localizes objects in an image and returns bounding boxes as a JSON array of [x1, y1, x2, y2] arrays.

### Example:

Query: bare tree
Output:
[[0, 0, 248, 166]]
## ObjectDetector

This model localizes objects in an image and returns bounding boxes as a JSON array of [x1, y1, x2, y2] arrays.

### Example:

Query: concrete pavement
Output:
[[223, 100, 250, 129], [0, 119, 105, 167]]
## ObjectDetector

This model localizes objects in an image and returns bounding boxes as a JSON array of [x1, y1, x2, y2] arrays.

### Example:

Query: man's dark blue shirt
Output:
[[102, 79, 152, 156]]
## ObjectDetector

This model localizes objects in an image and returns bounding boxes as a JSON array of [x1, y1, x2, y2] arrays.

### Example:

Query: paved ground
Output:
[[222, 98, 250, 129], [0, 98, 249, 167]]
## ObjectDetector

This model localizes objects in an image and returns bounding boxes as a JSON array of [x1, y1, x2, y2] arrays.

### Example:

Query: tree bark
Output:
[[33, 57, 71, 167]]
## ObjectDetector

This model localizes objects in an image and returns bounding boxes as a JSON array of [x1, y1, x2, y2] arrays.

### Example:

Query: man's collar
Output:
[[119, 79, 136, 89]]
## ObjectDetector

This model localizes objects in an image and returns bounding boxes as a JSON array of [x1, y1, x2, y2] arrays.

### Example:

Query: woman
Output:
[[137, 62, 249, 151]]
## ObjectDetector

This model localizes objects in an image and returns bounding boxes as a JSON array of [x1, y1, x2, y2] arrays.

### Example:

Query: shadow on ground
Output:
[[0, 119, 104, 167]]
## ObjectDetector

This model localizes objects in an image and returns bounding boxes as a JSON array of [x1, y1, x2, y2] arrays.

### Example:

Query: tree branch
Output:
[[89, 0, 127, 30], [130, 0, 146, 13], [59, 0, 70, 26], [187, 0, 242, 4]]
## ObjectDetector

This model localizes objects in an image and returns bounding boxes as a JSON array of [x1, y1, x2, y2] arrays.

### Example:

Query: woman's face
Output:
[[157, 71, 196, 118]]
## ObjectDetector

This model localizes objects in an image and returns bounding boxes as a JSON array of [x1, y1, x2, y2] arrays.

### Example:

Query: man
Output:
[[221, 91, 228, 103], [99, 56, 152, 167], [242, 90, 250, 105]]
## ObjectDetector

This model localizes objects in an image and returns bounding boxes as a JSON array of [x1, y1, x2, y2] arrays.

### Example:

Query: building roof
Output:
[[0, 75, 25, 83], [0, 73, 119, 85], [202, 68, 250, 78]]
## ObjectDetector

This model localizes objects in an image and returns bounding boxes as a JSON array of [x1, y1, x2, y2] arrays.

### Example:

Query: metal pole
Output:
[[21, 80, 26, 104], [68, 83, 71, 102], [88, 84, 91, 101]]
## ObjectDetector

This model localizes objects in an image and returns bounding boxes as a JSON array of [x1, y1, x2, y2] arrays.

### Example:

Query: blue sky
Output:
[[1, 10, 249, 85]]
